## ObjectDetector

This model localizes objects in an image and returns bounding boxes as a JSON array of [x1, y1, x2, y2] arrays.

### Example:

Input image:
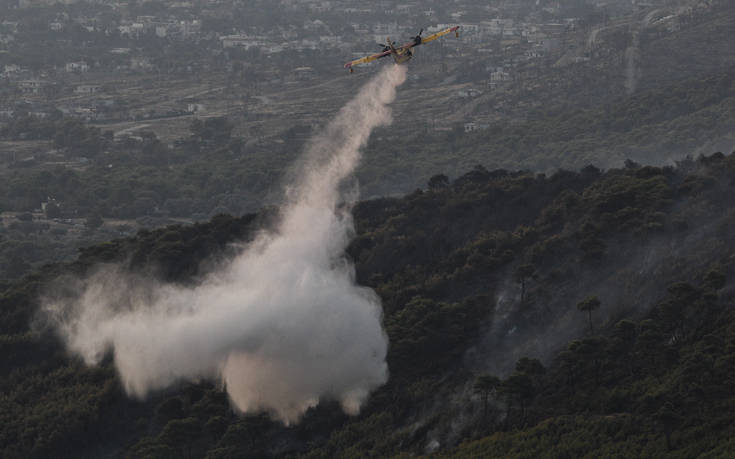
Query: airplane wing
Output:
[[420, 26, 460, 45], [344, 26, 459, 70], [395, 25, 460, 49], [344, 50, 392, 69]]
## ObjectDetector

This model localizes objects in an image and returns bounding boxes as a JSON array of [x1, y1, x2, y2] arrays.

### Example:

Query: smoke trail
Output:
[[42, 64, 407, 424], [624, 28, 641, 95]]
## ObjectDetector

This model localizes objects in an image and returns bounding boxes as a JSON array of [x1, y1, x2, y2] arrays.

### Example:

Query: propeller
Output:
[[377, 43, 390, 52], [412, 28, 424, 44]]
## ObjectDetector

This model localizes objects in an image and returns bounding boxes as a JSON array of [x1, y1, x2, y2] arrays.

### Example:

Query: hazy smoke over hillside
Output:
[[42, 64, 407, 424], [624, 28, 641, 95]]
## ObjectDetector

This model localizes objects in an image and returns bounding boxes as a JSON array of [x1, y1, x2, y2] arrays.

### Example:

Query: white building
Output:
[[220, 34, 264, 49], [18, 80, 46, 95], [74, 84, 101, 95], [65, 61, 89, 73], [464, 122, 489, 133], [458, 88, 483, 98], [490, 70, 511, 82]]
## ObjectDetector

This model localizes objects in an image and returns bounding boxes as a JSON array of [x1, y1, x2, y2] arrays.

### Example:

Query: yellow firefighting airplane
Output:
[[344, 26, 460, 72]]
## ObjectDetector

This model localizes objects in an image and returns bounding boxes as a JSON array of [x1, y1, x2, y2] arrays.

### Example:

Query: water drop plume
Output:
[[42, 64, 407, 424]]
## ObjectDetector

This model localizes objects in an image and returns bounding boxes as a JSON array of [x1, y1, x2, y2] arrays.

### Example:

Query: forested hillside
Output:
[[2, 152, 735, 457], [362, 66, 735, 196]]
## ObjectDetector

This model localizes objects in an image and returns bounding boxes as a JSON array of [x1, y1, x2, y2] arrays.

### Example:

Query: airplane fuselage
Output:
[[391, 50, 413, 65], [388, 38, 413, 64]]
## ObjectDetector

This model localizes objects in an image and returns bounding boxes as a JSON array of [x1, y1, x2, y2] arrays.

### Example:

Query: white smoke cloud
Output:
[[624, 29, 641, 95], [42, 64, 407, 425]]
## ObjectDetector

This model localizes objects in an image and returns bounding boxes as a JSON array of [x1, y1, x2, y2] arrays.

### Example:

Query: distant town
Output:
[[0, 0, 722, 279], [0, 0, 703, 130]]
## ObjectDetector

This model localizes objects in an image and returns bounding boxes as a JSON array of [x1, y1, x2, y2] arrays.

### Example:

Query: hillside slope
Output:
[[2, 152, 735, 457]]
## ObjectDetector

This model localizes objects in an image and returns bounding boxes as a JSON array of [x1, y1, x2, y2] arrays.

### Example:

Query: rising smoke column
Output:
[[624, 28, 641, 95], [42, 64, 407, 424]]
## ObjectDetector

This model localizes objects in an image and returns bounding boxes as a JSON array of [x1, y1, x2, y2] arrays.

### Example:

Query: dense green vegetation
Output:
[[0, 116, 269, 219], [2, 151, 735, 457]]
